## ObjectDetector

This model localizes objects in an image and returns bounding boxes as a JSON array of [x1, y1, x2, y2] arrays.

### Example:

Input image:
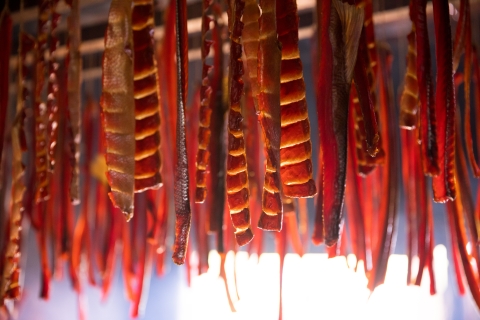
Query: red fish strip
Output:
[[412, 0, 439, 177], [368, 46, 398, 290], [432, 0, 456, 202], [312, 0, 331, 245], [462, 1, 480, 177]]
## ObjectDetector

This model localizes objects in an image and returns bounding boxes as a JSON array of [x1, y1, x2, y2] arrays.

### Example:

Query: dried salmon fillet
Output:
[[194, 0, 215, 203], [132, 0, 162, 192], [257, 0, 283, 231], [101, 0, 136, 219], [277, 0, 317, 198], [226, 0, 254, 246]]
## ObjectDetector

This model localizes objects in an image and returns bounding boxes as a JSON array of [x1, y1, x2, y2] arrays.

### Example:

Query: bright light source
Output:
[[185, 245, 448, 320]]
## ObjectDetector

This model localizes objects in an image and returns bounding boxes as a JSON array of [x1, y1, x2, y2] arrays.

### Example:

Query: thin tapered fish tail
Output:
[[399, 29, 419, 129], [432, 0, 456, 202], [257, 0, 283, 231], [322, 0, 363, 246], [172, 0, 192, 265], [132, 0, 163, 192], [242, 0, 260, 109], [101, 0, 135, 219], [412, 0, 439, 176], [276, 0, 317, 198], [195, 0, 216, 203], [226, 0, 254, 246]]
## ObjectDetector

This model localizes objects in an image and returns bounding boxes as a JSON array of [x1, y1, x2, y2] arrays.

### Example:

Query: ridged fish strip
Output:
[[399, 29, 419, 129], [34, 0, 51, 202], [66, 0, 81, 204], [226, 0, 254, 246], [432, 0, 456, 202], [132, 0, 163, 192], [194, 0, 215, 203], [101, 0, 135, 219], [257, 0, 283, 231], [172, 0, 192, 265], [242, 0, 260, 108], [276, 0, 317, 198]]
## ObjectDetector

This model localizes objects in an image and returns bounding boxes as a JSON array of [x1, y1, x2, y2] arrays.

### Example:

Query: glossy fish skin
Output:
[[322, 0, 363, 247], [101, 0, 136, 219]]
